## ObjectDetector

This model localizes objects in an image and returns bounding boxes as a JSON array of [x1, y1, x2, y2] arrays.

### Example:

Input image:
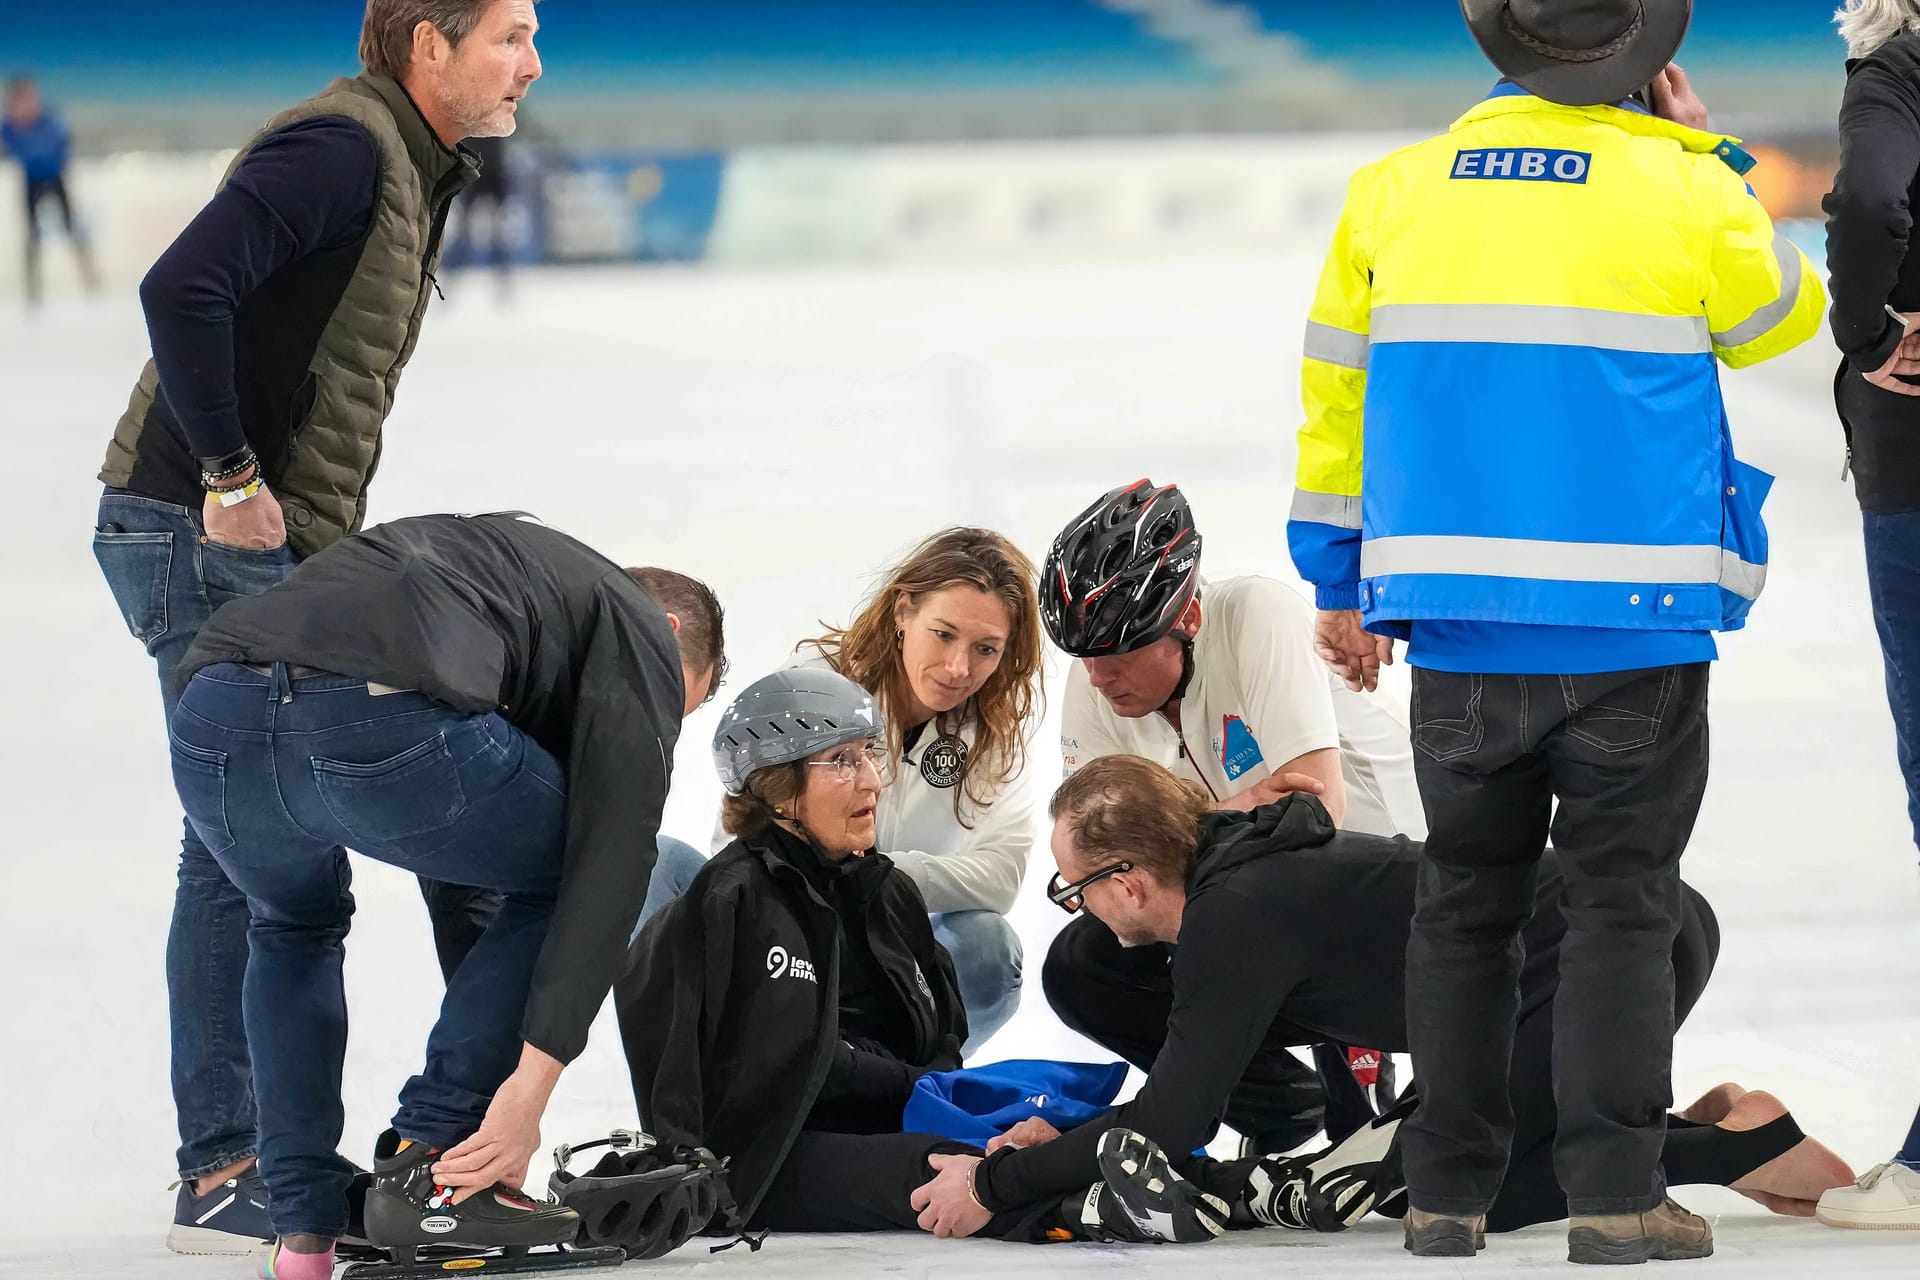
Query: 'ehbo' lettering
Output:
[[1451, 148, 1590, 184]]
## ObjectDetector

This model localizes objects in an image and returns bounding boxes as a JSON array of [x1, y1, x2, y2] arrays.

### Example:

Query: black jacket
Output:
[[977, 797, 1570, 1212], [617, 823, 966, 1228], [179, 512, 686, 1065], [1826, 33, 1920, 511]]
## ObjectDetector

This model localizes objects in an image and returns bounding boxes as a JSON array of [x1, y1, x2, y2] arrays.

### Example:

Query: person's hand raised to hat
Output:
[[1649, 64, 1708, 131]]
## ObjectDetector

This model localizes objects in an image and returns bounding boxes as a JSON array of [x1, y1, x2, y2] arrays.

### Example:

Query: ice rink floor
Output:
[[4, 254, 1918, 1276]]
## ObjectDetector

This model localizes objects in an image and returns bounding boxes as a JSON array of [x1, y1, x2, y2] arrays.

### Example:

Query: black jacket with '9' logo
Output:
[[615, 822, 966, 1229]]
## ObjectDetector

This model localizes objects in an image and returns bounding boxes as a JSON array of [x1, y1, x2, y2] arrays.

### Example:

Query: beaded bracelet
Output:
[[200, 447, 260, 491]]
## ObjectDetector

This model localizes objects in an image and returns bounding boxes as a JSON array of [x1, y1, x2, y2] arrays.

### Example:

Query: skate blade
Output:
[[342, 1245, 624, 1278]]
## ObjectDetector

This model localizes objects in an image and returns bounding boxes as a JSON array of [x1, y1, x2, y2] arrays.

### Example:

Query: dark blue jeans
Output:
[[94, 491, 297, 1180], [94, 490, 501, 1181], [170, 663, 568, 1238], [1862, 512, 1920, 1168]]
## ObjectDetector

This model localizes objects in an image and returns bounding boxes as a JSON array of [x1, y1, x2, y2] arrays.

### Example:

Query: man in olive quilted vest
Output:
[[89, 0, 540, 1255]]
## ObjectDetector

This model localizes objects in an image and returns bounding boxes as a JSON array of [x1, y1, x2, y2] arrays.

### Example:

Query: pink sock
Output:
[[259, 1240, 335, 1280]]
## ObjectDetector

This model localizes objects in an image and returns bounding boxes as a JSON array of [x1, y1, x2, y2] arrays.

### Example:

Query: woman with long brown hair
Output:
[[648, 527, 1045, 1051], [795, 526, 1044, 1051]]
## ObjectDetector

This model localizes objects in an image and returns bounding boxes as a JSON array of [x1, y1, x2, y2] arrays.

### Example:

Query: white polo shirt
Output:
[[1059, 575, 1425, 839]]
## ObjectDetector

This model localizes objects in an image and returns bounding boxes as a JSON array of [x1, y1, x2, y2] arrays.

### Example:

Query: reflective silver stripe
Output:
[[1370, 304, 1711, 355], [1303, 321, 1370, 370], [1711, 233, 1806, 349], [1290, 489, 1362, 529], [1361, 535, 1765, 600], [1720, 551, 1767, 600]]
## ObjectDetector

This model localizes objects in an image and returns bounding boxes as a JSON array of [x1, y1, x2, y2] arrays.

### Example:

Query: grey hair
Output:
[[1836, 0, 1920, 58]]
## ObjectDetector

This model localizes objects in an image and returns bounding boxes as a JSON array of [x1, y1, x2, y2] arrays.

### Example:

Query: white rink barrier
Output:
[[707, 134, 1418, 266], [0, 134, 1423, 297]]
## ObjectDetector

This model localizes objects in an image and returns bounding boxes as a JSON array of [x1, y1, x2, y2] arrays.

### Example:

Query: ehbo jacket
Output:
[[1289, 87, 1825, 639]]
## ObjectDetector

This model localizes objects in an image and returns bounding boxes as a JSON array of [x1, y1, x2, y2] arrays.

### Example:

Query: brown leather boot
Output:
[[1567, 1198, 1713, 1265], [1403, 1207, 1486, 1257]]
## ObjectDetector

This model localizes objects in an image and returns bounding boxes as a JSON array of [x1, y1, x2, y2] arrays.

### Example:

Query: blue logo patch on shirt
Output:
[[1220, 715, 1264, 782], [1451, 148, 1591, 184]]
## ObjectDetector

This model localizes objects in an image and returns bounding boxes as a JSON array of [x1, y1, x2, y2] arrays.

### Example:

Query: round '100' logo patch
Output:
[[920, 734, 967, 788]]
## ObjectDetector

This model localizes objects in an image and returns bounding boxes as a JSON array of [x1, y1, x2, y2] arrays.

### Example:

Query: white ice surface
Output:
[[3, 255, 1918, 1276]]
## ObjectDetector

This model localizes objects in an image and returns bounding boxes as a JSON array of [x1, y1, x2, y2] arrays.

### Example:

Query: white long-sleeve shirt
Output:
[[1059, 575, 1425, 839], [710, 651, 1038, 916]]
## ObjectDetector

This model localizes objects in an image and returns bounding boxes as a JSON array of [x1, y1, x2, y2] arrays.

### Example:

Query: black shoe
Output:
[[362, 1129, 579, 1256], [1075, 1129, 1231, 1244], [167, 1164, 273, 1256]]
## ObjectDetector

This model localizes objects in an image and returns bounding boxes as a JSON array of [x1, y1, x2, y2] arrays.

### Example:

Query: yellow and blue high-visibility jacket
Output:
[[1287, 88, 1824, 664]]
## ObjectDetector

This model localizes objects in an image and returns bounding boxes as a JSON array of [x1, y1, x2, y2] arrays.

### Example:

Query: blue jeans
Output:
[[633, 835, 709, 937], [1862, 513, 1920, 1167], [94, 491, 297, 1180], [94, 491, 500, 1180], [931, 911, 1022, 1055], [171, 663, 569, 1238]]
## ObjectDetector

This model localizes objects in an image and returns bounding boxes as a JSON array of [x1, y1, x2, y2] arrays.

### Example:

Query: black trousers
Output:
[[1402, 663, 1711, 1219], [1484, 886, 1718, 1230], [750, 1130, 1061, 1240], [22, 174, 87, 299], [418, 878, 504, 982], [1042, 917, 1381, 1152]]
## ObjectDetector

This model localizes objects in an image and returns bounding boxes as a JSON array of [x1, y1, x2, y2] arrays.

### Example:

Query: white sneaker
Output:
[[1816, 1161, 1920, 1230]]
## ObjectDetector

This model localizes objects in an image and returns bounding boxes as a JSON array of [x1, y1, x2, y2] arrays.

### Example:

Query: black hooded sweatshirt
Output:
[[975, 796, 1569, 1212], [616, 822, 966, 1228], [1826, 32, 1920, 510]]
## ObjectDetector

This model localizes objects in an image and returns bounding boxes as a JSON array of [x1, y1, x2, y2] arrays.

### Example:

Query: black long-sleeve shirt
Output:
[[976, 799, 1566, 1211], [179, 513, 686, 1064], [140, 118, 380, 462]]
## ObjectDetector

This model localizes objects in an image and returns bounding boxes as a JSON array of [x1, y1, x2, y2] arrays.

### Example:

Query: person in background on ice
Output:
[[950, 755, 1854, 1244], [1820, 0, 1920, 1231], [168, 512, 725, 1280], [1040, 479, 1418, 1155], [645, 528, 1043, 1054], [88, 0, 539, 1253], [449, 134, 518, 300], [2, 75, 98, 302], [1291, 0, 1824, 1262], [619, 668, 1233, 1247]]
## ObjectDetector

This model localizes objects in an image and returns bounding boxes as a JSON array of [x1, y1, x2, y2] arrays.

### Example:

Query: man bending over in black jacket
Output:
[[169, 512, 723, 1279], [912, 755, 1855, 1249]]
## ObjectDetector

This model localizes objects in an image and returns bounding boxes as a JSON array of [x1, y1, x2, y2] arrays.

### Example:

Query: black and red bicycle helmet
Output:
[[1041, 479, 1202, 657]]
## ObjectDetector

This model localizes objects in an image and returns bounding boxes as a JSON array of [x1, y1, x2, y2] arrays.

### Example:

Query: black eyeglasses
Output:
[[1046, 862, 1132, 914]]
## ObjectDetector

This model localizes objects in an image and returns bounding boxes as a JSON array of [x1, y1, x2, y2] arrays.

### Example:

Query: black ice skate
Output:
[[347, 1130, 622, 1278], [1242, 1102, 1408, 1232], [1074, 1129, 1232, 1244]]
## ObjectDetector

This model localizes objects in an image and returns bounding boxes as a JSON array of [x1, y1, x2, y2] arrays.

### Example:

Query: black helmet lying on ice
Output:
[[1460, 0, 1692, 107], [549, 1130, 725, 1260], [1042, 479, 1202, 657]]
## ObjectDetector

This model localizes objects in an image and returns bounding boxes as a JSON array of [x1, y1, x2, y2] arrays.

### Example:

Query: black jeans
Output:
[[1402, 663, 1710, 1219], [1488, 887, 1718, 1230], [1042, 915, 1381, 1151]]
